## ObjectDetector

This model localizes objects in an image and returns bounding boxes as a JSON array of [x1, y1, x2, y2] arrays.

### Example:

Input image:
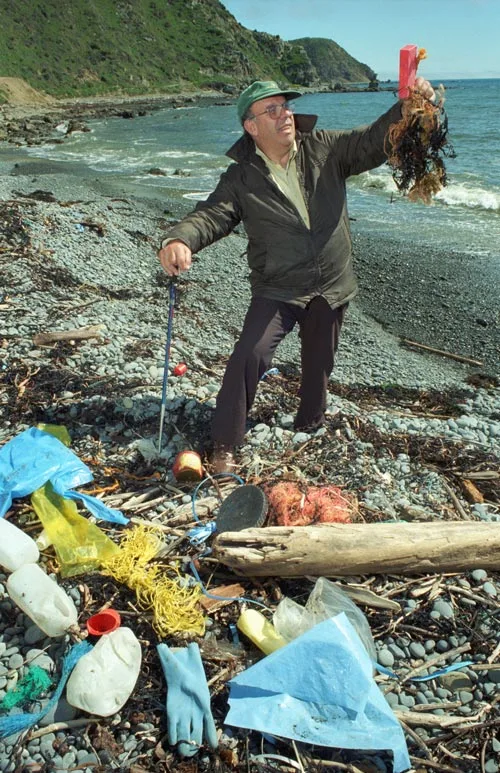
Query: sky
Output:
[[220, 0, 500, 80]]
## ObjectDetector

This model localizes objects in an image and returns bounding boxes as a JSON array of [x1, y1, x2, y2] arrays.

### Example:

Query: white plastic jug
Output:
[[0, 517, 40, 572], [6, 562, 78, 637], [66, 627, 142, 717]]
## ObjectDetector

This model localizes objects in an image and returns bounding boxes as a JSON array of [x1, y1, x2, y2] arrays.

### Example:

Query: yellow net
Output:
[[101, 523, 204, 637]]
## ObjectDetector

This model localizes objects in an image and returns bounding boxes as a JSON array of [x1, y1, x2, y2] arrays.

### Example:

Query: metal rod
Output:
[[158, 280, 176, 452]]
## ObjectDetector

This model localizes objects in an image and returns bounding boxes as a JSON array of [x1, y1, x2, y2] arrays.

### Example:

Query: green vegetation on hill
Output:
[[291, 37, 377, 85], [0, 0, 376, 98]]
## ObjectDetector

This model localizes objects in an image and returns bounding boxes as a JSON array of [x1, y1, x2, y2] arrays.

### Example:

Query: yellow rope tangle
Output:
[[101, 524, 204, 637]]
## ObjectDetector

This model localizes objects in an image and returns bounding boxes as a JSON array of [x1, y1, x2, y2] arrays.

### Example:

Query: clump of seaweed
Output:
[[386, 83, 456, 204]]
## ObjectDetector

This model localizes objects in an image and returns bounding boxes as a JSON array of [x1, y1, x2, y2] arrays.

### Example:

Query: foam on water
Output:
[[435, 183, 499, 212]]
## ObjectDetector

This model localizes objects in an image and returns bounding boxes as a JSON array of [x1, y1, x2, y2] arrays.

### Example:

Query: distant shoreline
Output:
[[0, 83, 399, 146]]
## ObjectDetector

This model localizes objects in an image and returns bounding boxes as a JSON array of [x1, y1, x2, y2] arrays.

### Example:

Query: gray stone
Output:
[[483, 581, 498, 597], [24, 649, 55, 672], [385, 692, 399, 708], [388, 643, 406, 660], [432, 599, 454, 619], [23, 624, 46, 645], [409, 642, 426, 659], [435, 687, 452, 699], [123, 736, 138, 752], [76, 751, 99, 765], [438, 671, 472, 692], [39, 698, 78, 727], [377, 648, 395, 668], [62, 751, 77, 767], [292, 432, 310, 444], [7, 653, 23, 670]]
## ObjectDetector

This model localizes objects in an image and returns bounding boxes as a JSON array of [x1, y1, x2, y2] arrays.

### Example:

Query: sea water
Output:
[[3, 79, 500, 260]]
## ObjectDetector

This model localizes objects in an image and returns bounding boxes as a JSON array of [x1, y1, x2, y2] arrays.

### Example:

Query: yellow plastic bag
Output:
[[31, 482, 119, 578], [36, 423, 71, 447]]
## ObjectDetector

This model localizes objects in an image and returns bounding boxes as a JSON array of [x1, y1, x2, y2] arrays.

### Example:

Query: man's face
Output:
[[243, 96, 296, 155]]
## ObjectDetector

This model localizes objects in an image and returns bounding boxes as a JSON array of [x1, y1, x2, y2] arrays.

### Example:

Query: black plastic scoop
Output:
[[215, 485, 268, 533]]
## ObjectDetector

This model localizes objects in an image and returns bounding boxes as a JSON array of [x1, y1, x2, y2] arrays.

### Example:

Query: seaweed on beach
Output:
[[386, 88, 456, 203]]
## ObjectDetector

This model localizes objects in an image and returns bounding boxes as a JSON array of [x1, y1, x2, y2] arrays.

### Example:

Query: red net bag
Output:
[[265, 481, 356, 527]]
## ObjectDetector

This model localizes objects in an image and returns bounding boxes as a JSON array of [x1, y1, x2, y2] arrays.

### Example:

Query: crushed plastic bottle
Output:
[[0, 517, 40, 572], [66, 627, 142, 716], [7, 562, 78, 637]]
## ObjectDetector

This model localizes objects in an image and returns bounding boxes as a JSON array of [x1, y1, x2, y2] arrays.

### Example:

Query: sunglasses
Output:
[[248, 101, 295, 120]]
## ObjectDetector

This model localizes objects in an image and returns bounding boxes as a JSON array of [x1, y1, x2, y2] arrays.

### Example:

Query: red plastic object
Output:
[[86, 608, 121, 637], [399, 44, 418, 99], [173, 362, 187, 376]]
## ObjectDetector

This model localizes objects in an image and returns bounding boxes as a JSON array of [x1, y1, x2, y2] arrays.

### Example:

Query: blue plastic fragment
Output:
[[229, 623, 240, 645], [187, 521, 217, 547], [376, 659, 475, 683], [411, 660, 475, 682], [259, 367, 280, 381]]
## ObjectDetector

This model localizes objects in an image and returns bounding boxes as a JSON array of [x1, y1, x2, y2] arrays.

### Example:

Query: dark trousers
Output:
[[211, 295, 346, 446]]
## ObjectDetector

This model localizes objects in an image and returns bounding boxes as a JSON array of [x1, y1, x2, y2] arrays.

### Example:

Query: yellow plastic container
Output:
[[237, 609, 287, 655]]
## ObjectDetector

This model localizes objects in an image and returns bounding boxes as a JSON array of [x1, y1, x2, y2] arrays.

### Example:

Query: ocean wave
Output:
[[435, 183, 499, 212], [154, 149, 212, 159], [183, 192, 211, 201], [354, 170, 396, 193], [353, 171, 498, 214]]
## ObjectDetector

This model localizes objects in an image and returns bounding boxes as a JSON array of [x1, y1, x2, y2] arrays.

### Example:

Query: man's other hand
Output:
[[158, 240, 192, 276]]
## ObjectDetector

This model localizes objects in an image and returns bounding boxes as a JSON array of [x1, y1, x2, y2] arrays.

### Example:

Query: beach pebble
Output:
[[377, 648, 395, 668], [432, 600, 454, 620]]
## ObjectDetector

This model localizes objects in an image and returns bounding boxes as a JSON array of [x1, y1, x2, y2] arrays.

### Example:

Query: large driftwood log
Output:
[[212, 522, 500, 576]]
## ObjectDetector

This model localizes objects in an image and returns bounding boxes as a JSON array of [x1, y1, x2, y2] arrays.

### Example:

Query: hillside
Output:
[[291, 37, 377, 85], [0, 0, 374, 99]]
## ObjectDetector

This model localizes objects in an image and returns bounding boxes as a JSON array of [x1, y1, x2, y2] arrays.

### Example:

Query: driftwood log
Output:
[[212, 522, 500, 576], [33, 324, 104, 346]]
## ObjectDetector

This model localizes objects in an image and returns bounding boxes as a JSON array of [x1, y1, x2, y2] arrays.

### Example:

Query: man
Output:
[[158, 77, 435, 473]]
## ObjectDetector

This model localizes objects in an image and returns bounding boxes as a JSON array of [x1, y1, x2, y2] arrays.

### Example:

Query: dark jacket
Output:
[[163, 101, 402, 307]]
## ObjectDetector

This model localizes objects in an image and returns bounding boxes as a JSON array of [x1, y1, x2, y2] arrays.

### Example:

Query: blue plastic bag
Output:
[[225, 614, 410, 773], [0, 428, 127, 525]]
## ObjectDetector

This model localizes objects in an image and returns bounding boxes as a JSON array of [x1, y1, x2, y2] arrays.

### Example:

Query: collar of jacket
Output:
[[225, 113, 318, 163]]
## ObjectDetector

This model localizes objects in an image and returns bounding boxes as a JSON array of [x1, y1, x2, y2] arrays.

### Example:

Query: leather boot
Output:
[[211, 443, 237, 475]]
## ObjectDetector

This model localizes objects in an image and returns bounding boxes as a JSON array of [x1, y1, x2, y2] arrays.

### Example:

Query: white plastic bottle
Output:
[[66, 627, 142, 717], [6, 562, 78, 637], [0, 517, 40, 572]]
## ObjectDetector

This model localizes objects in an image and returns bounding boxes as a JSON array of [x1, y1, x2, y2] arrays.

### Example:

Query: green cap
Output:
[[236, 80, 302, 122]]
